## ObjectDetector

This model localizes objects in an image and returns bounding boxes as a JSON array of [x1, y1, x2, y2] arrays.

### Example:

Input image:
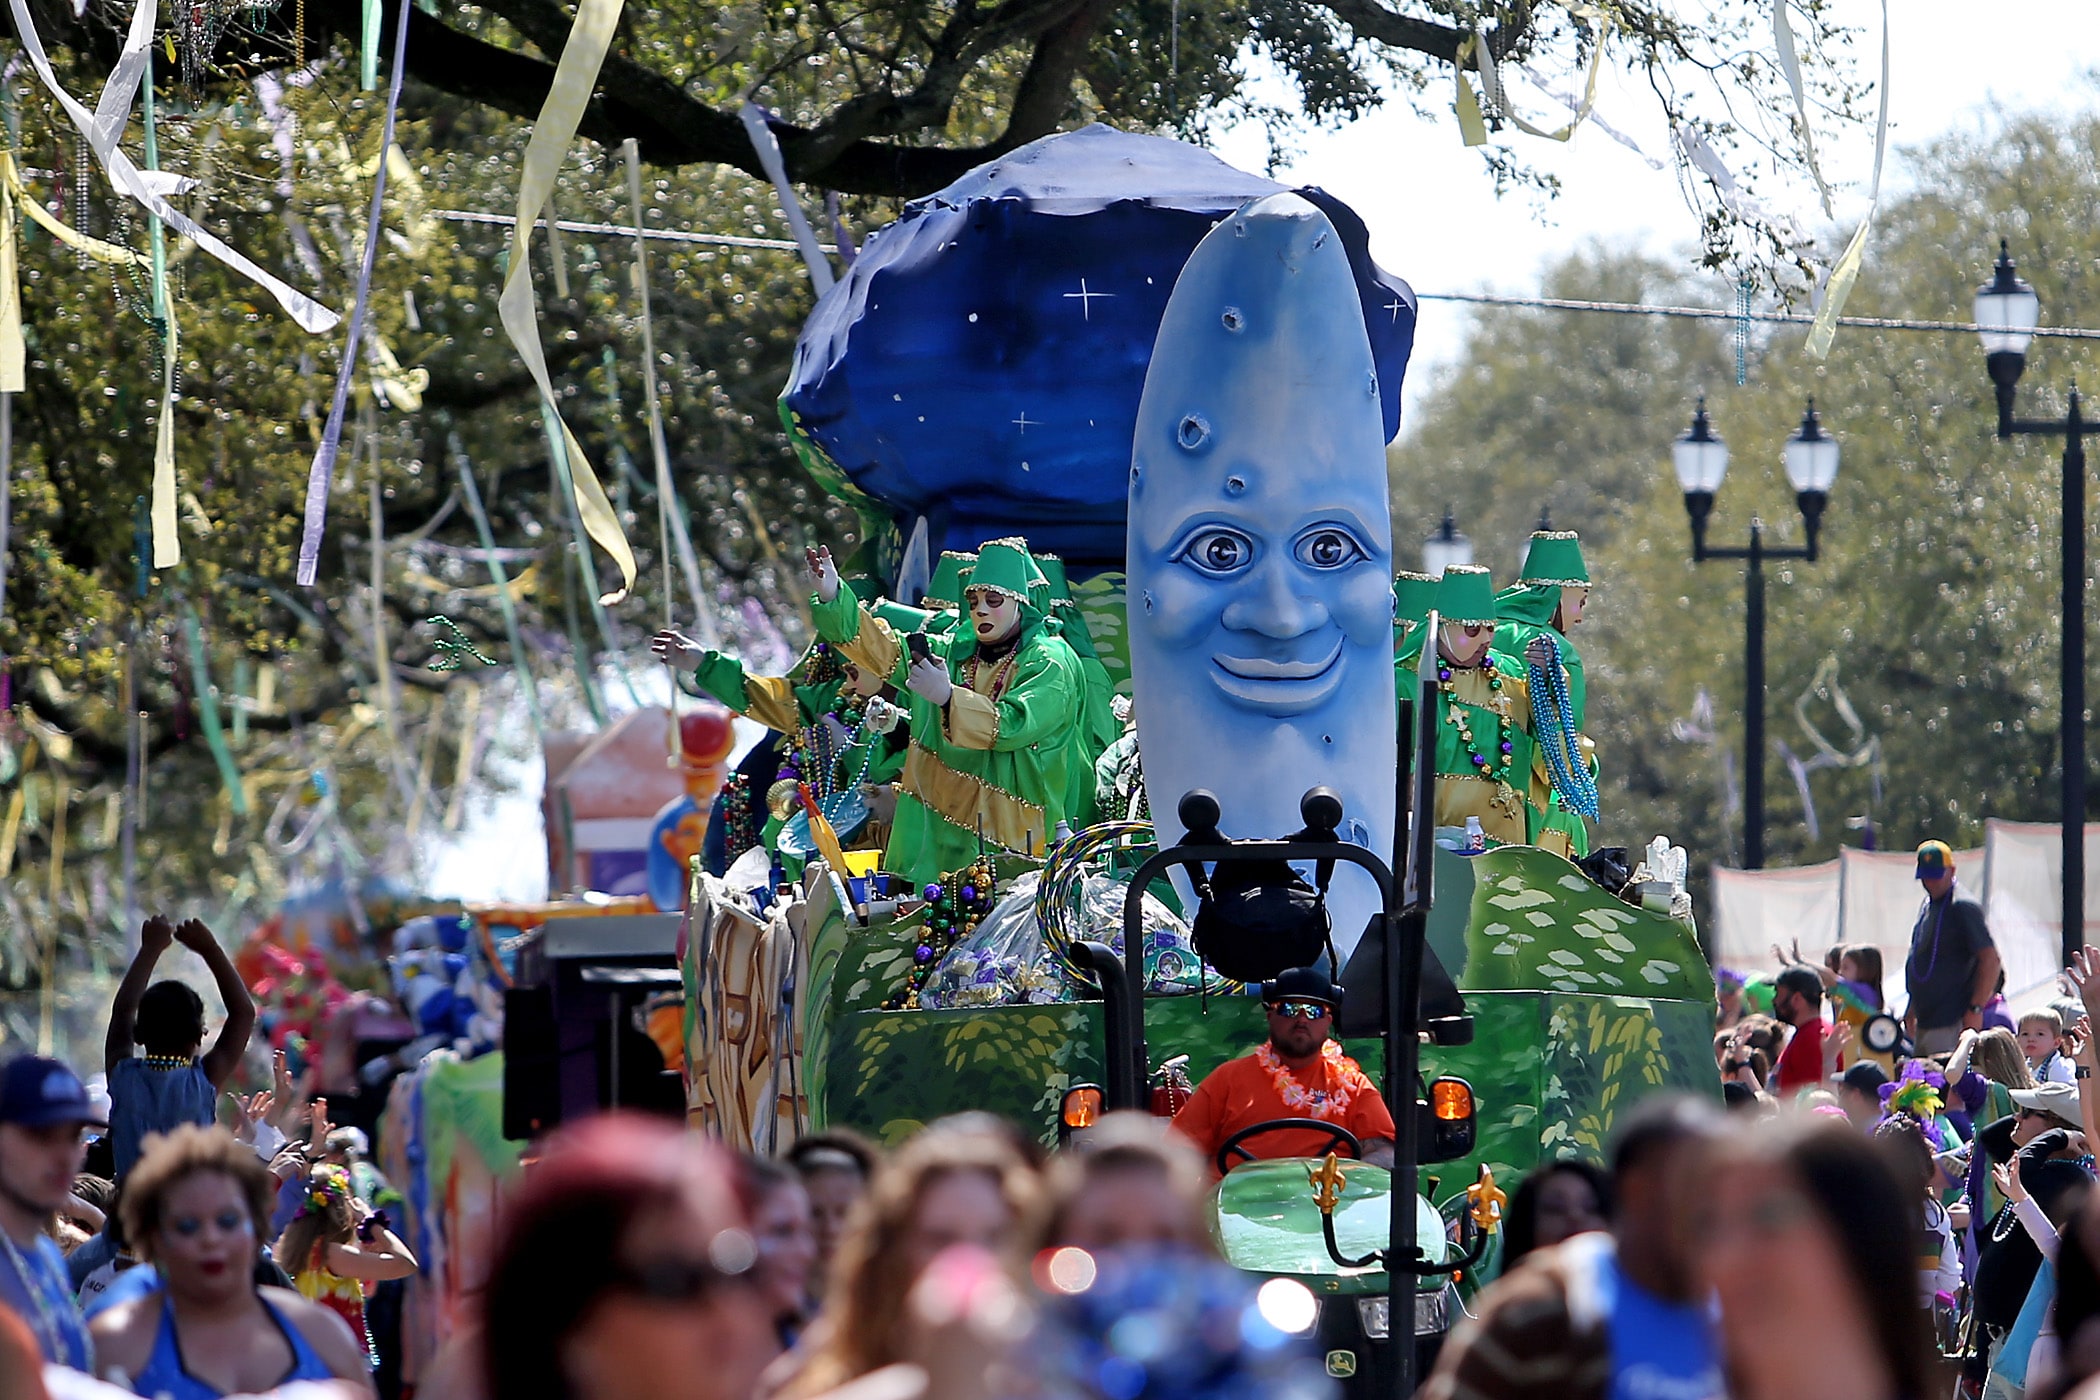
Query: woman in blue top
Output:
[[88, 1126, 371, 1398]]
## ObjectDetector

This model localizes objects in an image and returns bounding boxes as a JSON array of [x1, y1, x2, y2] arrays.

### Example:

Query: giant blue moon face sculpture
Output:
[[1127, 193, 1398, 960]]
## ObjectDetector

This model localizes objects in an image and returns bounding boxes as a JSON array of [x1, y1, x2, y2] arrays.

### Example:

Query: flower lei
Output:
[[1255, 1041, 1361, 1121]]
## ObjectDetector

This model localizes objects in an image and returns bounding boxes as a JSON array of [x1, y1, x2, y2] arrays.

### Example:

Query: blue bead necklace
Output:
[[1529, 634, 1600, 820]]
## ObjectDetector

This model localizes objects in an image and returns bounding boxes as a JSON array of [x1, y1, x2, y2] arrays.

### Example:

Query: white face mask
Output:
[[1439, 621, 1493, 667], [966, 589, 1021, 644]]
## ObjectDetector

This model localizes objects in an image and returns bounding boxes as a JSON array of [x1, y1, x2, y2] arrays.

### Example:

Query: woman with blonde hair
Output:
[[1970, 1027, 2037, 1092], [270, 1165, 416, 1368], [774, 1123, 1038, 1399], [1030, 1112, 1211, 1256]]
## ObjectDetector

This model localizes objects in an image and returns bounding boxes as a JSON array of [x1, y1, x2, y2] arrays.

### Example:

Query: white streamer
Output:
[[1771, 0, 1836, 219], [738, 102, 834, 296], [5, 0, 338, 332]]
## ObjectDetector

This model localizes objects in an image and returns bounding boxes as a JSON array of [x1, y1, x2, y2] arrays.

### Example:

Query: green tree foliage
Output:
[[0, 62, 860, 1048], [28, 0, 1867, 273], [1392, 108, 2100, 880]]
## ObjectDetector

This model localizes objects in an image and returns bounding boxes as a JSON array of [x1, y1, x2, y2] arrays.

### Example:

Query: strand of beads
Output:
[[1437, 658, 1515, 785], [1528, 637, 1600, 820], [885, 856, 997, 1010]]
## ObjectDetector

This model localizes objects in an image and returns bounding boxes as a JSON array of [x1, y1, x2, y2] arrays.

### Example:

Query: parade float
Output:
[[339, 122, 1723, 1396], [654, 125, 1721, 1393]]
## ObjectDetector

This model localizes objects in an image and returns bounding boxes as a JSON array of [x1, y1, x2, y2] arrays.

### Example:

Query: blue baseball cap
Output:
[[0, 1054, 107, 1128]]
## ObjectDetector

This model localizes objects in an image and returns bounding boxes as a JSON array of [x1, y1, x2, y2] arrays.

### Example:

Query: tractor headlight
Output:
[[1355, 1288, 1450, 1340]]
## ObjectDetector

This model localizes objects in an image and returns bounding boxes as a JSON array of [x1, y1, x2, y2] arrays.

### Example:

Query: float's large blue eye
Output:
[[1175, 528, 1255, 576], [1294, 527, 1367, 570]]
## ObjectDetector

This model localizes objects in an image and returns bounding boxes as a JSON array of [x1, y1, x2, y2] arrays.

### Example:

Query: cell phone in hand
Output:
[[907, 632, 932, 665]]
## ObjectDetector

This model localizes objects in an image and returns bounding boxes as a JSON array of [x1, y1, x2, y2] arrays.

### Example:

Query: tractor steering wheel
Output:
[[1214, 1118, 1363, 1177]]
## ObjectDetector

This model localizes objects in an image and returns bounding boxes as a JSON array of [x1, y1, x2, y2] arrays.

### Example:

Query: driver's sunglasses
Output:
[[1271, 1000, 1332, 1021]]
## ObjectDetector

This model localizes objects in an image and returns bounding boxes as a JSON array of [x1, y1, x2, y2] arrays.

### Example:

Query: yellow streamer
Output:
[[0, 785, 23, 879], [0, 173, 20, 395], [1453, 38, 1488, 147], [45, 779, 66, 905], [151, 308, 180, 566], [1805, 0, 1890, 360], [4, 155, 147, 265], [0, 148, 151, 396], [1455, 14, 1612, 150], [494, 0, 635, 606], [1476, 10, 1613, 144]]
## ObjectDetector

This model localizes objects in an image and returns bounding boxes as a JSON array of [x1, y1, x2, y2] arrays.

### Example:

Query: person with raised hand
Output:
[[104, 918, 256, 1184]]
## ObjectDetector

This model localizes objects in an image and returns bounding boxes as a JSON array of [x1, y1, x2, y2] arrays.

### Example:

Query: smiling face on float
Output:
[[1125, 191, 1396, 958], [1142, 481, 1391, 719]]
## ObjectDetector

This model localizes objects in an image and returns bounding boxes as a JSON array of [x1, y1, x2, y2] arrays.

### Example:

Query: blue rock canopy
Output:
[[782, 124, 1417, 567]]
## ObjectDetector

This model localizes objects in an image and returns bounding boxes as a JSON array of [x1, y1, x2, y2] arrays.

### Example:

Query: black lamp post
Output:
[[1422, 507, 1474, 577], [1974, 240, 2090, 966], [1674, 397, 1841, 869]]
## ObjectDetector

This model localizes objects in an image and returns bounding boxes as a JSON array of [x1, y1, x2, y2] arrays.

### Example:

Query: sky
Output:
[[424, 2, 2100, 903]]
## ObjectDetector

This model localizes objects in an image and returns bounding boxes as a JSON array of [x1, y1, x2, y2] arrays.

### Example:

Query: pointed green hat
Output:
[[1035, 553, 1072, 606], [1393, 571, 1438, 633], [1434, 564, 1499, 627], [961, 537, 1041, 602], [923, 551, 975, 610], [1517, 531, 1591, 588]]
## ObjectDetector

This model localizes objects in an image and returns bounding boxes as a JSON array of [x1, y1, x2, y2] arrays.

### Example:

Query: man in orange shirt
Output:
[[1173, 968, 1396, 1173]]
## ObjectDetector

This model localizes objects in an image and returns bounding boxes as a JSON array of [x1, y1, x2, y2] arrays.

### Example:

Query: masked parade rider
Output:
[[805, 536, 1093, 892], [1172, 969, 1395, 1174], [1399, 565, 1559, 850]]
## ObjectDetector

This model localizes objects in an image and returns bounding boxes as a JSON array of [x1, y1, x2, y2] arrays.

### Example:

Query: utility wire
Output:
[[437, 209, 2100, 342]]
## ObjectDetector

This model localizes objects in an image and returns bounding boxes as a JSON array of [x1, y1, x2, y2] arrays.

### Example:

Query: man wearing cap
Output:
[[1171, 968, 1396, 1172], [1907, 841, 2001, 1055], [0, 1053, 101, 1368]]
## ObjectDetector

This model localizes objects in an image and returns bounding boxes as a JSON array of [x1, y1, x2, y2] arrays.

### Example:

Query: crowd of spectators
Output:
[[19, 848, 2100, 1400]]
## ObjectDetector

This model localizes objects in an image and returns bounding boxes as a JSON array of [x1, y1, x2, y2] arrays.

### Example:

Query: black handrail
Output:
[[1109, 609, 1443, 1400]]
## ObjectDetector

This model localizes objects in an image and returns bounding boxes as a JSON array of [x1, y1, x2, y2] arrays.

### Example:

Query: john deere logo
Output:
[[1325, 1351, 1357, 1379]]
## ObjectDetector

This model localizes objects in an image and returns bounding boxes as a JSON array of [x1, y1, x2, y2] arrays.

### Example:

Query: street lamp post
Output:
[[1973, 240, 2092, 966], [1674, 398, 1841, 869], [1422, 507, 1474, 576]]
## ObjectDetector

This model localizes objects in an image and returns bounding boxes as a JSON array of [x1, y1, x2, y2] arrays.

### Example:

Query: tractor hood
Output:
[[1208, 1159, 1451, 1296]]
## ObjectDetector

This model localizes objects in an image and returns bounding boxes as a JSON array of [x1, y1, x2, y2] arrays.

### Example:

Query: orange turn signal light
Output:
[[1063, 1085, 1104, 1129], [1431, 1078, 1473, 1122]]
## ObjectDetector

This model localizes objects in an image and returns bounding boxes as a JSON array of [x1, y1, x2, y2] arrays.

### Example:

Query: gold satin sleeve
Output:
[[942, 687, 1000, 750], [834, 602, 905, 686], [738, 675, 801, 735]]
